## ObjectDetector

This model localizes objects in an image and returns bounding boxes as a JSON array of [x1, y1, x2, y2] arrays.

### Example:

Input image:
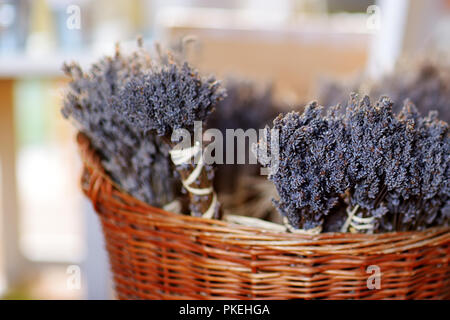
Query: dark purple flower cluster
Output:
[[257, 103, 350, 230], [385, 102, 450, 231], [257, 95, 449, 232], [62, 45, 179, 207], [114, 58, 226, 137]]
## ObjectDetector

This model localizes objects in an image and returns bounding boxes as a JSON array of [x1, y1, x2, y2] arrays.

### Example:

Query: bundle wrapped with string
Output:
[[112, 41, 226, 218], [63, 38, 225, 218], [255, 94, 449, 234]]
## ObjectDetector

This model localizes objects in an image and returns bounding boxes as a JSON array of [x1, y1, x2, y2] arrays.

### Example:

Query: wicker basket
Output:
[[77, 133, 450, 300]]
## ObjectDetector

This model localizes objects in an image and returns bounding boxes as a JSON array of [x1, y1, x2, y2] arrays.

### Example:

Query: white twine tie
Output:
[[169, 142, 217, 219], [340, 205, 375, 233]]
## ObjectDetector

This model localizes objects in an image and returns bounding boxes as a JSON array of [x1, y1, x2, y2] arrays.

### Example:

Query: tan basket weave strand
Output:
[[77, 132, 450, 300]]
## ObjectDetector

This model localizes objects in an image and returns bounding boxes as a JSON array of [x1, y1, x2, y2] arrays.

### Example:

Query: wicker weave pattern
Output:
[[77, 133, 450, 300]]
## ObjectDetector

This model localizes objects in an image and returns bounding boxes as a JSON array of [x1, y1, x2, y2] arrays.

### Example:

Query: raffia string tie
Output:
[[162, 200, 182, 214], [169, 141, 217, 219], [340, 204, 375, 233]]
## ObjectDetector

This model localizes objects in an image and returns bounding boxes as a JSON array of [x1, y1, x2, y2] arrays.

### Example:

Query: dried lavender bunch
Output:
[[62, 45, 179, 207], [113, 46, 226, 218], [345, 96, 449, 232], [385, 103, 450, 231], [256, 103, 350, 230], [256, 95, 449, 233]]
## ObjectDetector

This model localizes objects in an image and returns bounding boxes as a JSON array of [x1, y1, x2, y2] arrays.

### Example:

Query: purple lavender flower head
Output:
[[115, 57, 226, 136]]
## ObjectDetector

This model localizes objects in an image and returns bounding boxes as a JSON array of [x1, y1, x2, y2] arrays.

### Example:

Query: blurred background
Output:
[[0, 0, 449, 299]]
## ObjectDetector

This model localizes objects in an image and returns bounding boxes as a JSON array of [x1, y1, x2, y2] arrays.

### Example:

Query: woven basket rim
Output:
[[76, 132, 450, 254]]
